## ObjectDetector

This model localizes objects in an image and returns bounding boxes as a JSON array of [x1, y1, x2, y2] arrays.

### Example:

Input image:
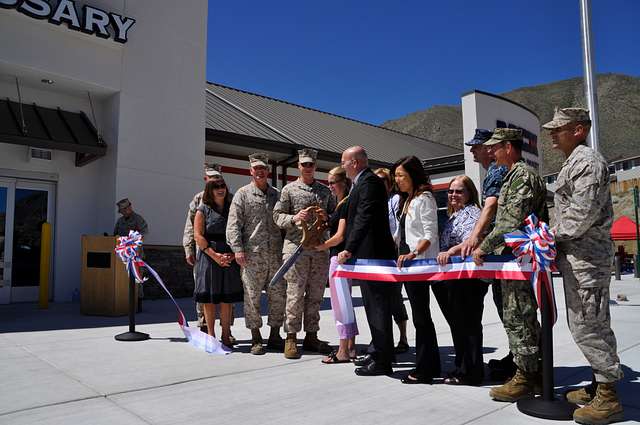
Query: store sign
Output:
[[0, 0, 135, 43]]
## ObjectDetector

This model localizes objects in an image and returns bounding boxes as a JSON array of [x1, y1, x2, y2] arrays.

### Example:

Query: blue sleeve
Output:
[[483, 166, 507, 199]]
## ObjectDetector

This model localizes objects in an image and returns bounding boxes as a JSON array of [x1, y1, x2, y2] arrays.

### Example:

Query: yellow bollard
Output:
[[39, 222, 52, 309]]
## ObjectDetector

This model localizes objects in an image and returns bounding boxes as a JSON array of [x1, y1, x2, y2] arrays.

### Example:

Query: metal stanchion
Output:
[[115, 269, 149, 341], [517, 274, 577, 419]]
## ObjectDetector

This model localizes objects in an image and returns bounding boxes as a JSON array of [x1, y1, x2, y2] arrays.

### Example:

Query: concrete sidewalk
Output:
[[1, 275, 639, 425]]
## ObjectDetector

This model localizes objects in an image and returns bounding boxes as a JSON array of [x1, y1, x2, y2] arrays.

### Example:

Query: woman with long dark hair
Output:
[[193, 177, 243, 347], [392, 156, 441, 384]]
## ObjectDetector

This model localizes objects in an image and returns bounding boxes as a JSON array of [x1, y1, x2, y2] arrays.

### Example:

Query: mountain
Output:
[[382, 73, 640, 175]]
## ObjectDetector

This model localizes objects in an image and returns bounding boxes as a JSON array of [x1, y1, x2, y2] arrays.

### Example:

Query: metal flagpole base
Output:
[[115, 331, 150, 341], [517, 396, 577, 420]]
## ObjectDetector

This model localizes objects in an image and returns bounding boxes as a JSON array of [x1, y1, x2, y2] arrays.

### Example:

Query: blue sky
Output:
[[207, 0, 639, 125]]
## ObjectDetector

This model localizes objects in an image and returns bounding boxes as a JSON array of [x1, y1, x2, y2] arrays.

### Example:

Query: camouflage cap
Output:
[[484, 128, 524, 146], [298, 148, 318, 163], [465, 128, 494, 146], [204, 163, 222, 177], [248, 152, 269, 167], [116, 198, 131, 210], [542, 107, 591, 129]]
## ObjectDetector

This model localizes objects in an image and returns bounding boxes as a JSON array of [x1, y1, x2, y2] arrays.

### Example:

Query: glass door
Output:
[[10, 181, 56, 303], [0, 178, 55, 304], [0, 178, 15, 304]]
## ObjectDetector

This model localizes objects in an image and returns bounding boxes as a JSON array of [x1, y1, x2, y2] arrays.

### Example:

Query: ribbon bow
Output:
[[115, 231, 147, 284], [504, 214, 558, 324], [114, 230, 229, 354]]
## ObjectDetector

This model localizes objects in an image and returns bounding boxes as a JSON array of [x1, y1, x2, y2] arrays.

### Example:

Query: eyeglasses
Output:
[[212, 182, 226, 189], [328, 180, 343, 186], [448, 189, 465, 194], [300, 162, 315, 168]]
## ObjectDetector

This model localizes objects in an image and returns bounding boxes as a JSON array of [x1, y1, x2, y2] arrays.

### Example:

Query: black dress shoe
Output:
[[394, 340, 410, 354], [354, 361, 392, 376], [353, 353, 373, 367]]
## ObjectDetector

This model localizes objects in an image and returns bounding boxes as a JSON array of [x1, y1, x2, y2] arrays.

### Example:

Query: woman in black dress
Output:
[[194, 178, 243, 346]]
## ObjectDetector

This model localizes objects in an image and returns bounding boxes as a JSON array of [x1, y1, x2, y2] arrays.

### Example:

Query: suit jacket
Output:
[[344, 168, 395, 260]]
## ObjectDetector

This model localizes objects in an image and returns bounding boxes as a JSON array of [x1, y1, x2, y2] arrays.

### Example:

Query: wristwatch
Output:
[[411, 249, 420, 256]]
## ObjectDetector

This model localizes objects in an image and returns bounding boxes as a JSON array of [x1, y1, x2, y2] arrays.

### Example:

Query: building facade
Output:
[[0, 1, 208, 303]]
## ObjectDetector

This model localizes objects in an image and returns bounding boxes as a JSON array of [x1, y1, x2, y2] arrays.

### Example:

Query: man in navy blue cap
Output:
[[459, 128, 515, 380]]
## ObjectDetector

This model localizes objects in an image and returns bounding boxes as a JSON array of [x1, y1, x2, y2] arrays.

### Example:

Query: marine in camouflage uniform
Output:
[[544, 108, 623, 424], [114, 198, 148, 305], [114, 198, 148, 237], [273, 148, 336, 358], [473, 128, 548, 402], [226, 153, 286, 354]]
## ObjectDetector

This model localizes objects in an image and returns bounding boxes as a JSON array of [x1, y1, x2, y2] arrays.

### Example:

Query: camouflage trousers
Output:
[[557, 258, 623, 383], [241, 252, 286, 329], [283, 250, 329, 334], [501, 279, 540, 373]]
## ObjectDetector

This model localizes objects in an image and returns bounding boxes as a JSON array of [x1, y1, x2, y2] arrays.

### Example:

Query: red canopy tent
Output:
[[611, 216, 640, 240]]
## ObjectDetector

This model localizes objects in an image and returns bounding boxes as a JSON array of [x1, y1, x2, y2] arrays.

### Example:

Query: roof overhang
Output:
[[0, 99, 106, 166], [206, 128, 393, 171]]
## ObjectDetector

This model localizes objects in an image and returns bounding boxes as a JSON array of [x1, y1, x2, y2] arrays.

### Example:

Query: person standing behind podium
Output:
[[392, 156, 441, 384], [114, 198, 148, 311], [114, 198, 148, 237], [338, 146, 396, 376]]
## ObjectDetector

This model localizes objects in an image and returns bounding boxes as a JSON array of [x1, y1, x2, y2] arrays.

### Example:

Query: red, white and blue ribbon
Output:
[[333, 255, 533, 282], [504, 214, 558, 324], [331, 256, 532, 333], [115, 231, 230, 355]]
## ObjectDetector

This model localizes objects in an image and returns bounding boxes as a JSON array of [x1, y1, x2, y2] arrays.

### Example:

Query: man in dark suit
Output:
[[338, 146, 396, 376]]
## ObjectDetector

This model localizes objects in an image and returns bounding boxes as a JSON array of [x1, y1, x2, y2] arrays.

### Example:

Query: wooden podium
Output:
[[81, 235, 136, 316]]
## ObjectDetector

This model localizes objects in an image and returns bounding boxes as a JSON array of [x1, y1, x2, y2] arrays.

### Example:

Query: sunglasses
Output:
[[328, 179, 343, 186], [300, 162, 315, 168], [212, 182, 226, 189], [448, 189, 465, 194]]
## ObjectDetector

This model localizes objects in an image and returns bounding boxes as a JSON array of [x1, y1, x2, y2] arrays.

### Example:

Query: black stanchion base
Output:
[[517, 396, 577, 420], [114, 331, 150, 342]]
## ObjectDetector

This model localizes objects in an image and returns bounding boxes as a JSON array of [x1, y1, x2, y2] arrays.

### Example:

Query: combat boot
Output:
[[573, 383, 624, 425], [266, 327, 285, 351], [250, 329, 265, 356], [284, 333, 300, 359], [303, 332, 333, 354], [566, 382, 598, 405], [489, 369, 538, 402]]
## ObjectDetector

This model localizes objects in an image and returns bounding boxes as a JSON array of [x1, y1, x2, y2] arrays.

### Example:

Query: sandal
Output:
[[321, 351, 351, 364], [444, 376, 462, 385]]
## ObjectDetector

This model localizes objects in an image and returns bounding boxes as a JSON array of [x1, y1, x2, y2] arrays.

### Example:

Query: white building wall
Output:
[[113, 0, 208, 246], [0, 1, 208, 301]]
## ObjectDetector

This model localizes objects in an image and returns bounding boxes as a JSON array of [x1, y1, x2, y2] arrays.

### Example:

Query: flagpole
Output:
[[579, 0, 600, 152]]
